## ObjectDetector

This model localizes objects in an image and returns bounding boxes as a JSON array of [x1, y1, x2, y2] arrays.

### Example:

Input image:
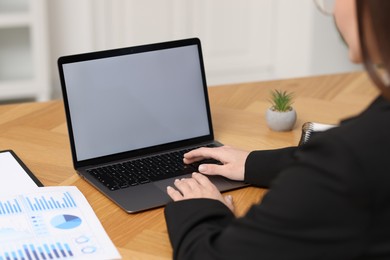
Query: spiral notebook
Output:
[[298, 122, 338, 145]]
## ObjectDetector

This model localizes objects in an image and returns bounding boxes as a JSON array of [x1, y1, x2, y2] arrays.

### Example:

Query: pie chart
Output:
[[51, 214, 82, 229]]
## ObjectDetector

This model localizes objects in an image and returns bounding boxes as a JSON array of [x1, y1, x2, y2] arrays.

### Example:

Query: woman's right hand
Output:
[[183, 145, 250, 181]]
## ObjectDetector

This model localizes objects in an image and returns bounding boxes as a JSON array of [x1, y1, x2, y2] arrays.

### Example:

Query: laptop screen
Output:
[[60, 41, 210, 162]]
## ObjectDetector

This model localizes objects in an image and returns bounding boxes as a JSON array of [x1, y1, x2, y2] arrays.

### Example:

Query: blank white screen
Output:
[[63, 45, 210, 161]]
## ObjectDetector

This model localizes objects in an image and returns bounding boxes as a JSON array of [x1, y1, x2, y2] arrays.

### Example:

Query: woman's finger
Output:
[[183, 147, 223, 164], [224, 195, 235, 212], [191, 172, 215, 188], [166, 186, 183, 201]]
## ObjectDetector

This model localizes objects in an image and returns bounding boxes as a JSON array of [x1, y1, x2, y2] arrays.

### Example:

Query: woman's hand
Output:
[[184, 146, 250, 181], [167, 172, 234, 212]]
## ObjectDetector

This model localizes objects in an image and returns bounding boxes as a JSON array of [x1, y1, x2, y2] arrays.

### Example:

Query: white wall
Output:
[[47, 0, 362, 99], [272, 0, 362, 79], [309, 5, 362, 75]]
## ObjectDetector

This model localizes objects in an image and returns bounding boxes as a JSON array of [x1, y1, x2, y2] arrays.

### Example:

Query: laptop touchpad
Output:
[[154, 173, 239, 193], [153, 173, 193, 193]]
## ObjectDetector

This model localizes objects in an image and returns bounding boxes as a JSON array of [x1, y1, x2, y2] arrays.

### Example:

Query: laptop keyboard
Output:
[[86, 145, 220, 191]]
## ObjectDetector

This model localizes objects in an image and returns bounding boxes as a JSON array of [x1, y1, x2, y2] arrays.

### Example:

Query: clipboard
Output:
[[0, 150, 43, 191]]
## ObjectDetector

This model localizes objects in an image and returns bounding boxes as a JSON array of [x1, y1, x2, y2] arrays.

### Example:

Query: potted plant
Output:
[[265, 89, 297, 131]]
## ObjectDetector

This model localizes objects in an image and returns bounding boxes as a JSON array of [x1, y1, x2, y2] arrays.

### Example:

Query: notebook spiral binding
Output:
[[299, 122, 314, 145], [298, 122, 337, 146]]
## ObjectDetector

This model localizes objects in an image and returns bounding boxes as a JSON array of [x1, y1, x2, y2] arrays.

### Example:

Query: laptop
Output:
[[58, 38, 247, 213]]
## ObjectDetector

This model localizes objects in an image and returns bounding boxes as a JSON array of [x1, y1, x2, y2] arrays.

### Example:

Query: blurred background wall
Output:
[[0, 0, 362, 102]]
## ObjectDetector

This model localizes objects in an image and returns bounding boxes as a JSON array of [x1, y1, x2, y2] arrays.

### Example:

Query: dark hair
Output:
[[357, 0, 390, 99]]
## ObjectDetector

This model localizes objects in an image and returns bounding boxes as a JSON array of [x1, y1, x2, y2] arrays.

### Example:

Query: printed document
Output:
[[0, 186, 121, 260]]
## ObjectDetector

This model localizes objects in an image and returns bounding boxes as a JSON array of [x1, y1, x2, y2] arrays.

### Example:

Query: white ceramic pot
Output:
[[265, 108, 297, 131]]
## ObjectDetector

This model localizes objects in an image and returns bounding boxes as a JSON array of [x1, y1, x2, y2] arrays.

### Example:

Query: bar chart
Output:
[[0, 199, 22, 215], [24, 192, 77, 212], [0, 241, 74, 260]]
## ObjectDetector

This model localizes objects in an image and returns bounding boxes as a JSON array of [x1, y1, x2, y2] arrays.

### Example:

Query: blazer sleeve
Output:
[[164, 134, 370, 260], [244, 146, 297, 188]]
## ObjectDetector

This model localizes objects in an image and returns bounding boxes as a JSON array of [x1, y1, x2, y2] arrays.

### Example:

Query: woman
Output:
[[165, 0, 390, 259]]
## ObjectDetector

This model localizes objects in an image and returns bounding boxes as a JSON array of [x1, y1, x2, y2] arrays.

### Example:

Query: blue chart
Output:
[[24, 192, 76, 212], [0, 198, 22, 215], [0, 242, 73, 260], [51, 215, 82, 230]]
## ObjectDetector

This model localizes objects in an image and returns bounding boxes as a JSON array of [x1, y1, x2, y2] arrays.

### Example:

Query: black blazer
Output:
[[165, 96, 390, 260]]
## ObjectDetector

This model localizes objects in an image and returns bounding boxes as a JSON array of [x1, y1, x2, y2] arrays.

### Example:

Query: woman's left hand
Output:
[[167, 172, 235, 212]]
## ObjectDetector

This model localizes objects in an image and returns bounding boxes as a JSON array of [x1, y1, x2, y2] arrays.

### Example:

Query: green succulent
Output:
[[269, 89, 294, 112]]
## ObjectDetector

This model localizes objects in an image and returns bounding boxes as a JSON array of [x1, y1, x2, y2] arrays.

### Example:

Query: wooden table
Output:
[[0, 72, 378, 259]]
